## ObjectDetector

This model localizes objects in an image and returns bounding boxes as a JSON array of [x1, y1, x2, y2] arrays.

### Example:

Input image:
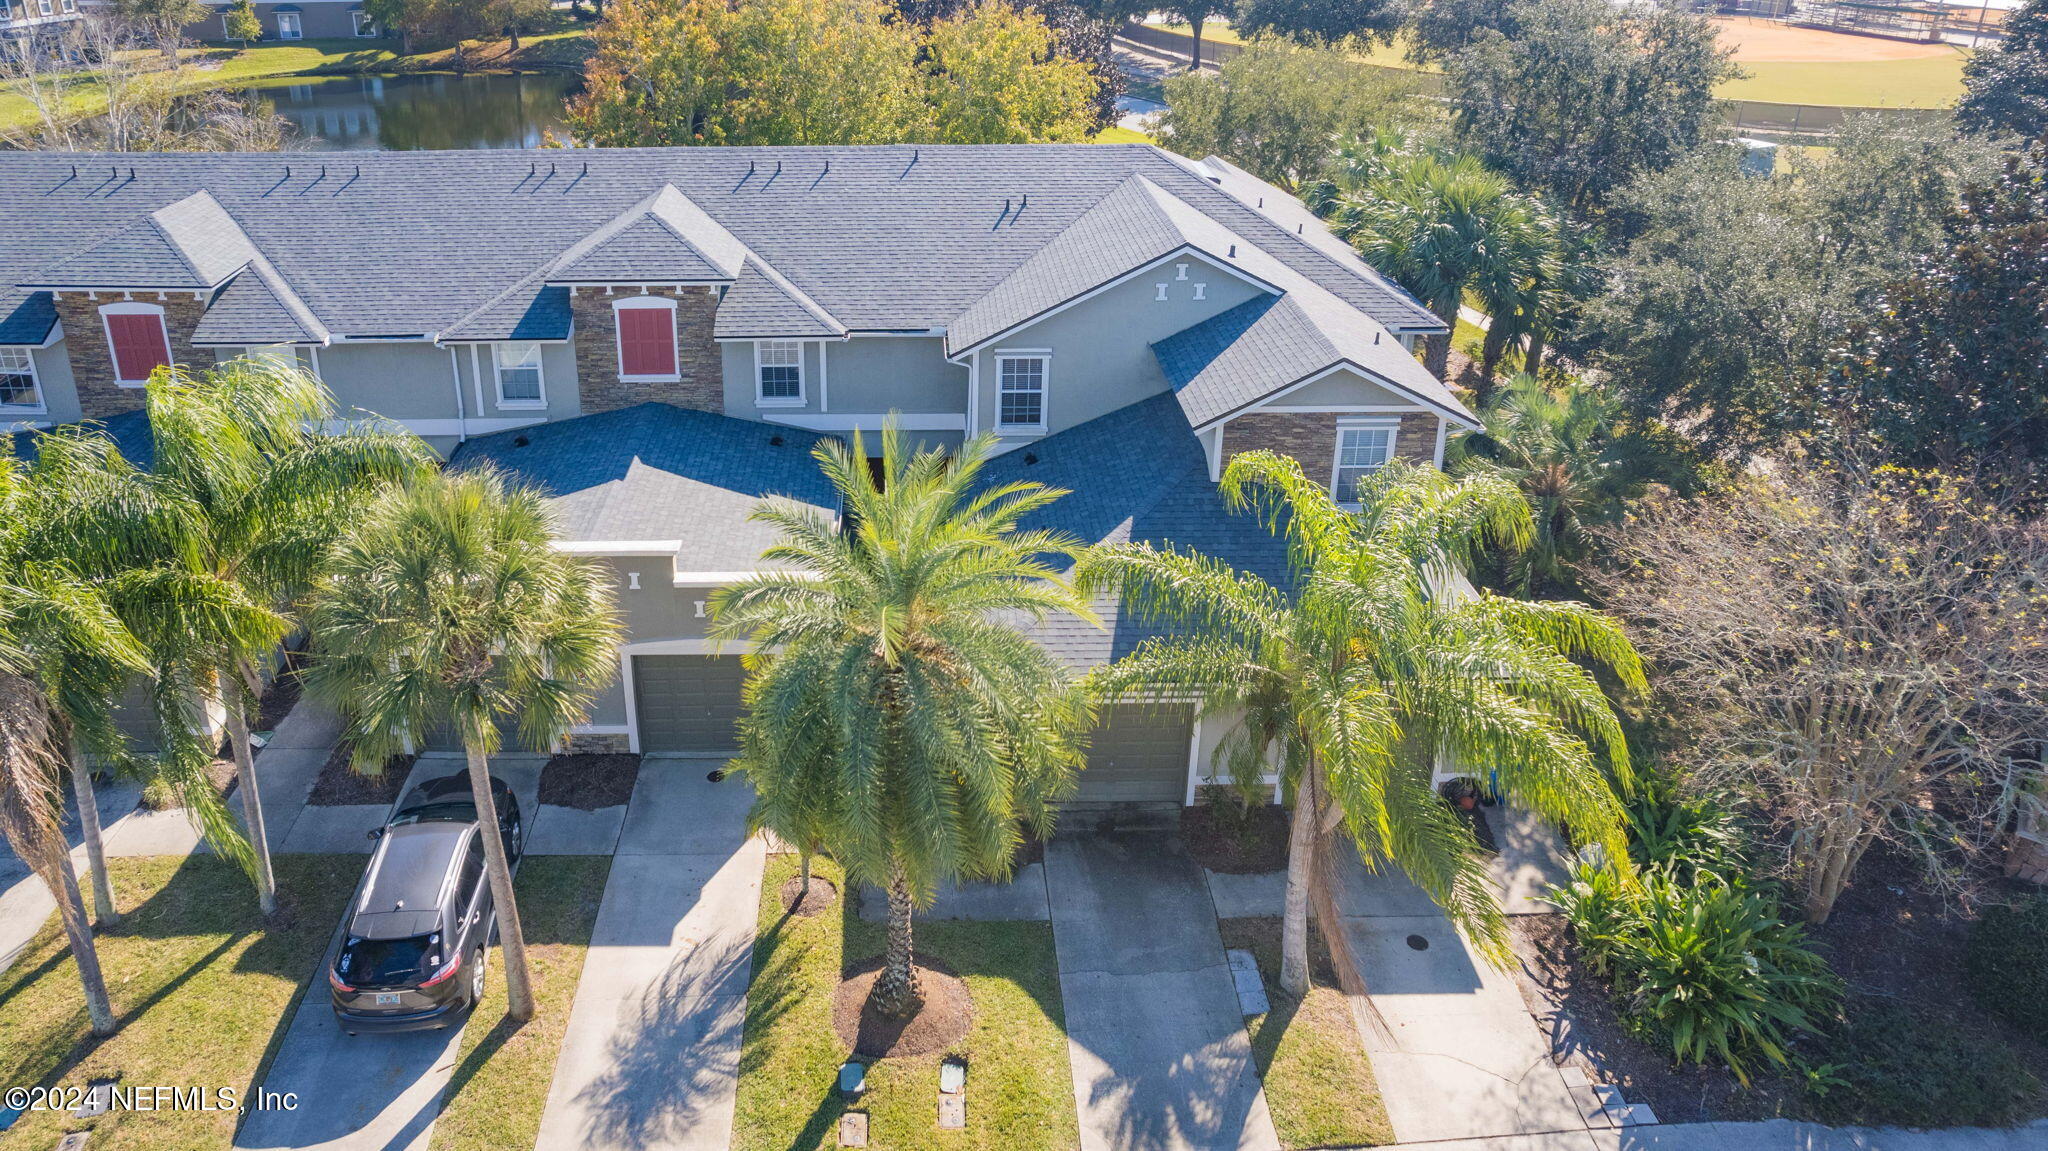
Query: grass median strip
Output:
[[732, 855, 1077, 1151], [428, 854, 611, 1151], [0, 854, 356, 1151], [1219, 915, 1395, 1150]]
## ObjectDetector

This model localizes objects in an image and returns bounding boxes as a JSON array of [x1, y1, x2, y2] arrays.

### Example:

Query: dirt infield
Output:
[[1712, 15, 1961, 61]]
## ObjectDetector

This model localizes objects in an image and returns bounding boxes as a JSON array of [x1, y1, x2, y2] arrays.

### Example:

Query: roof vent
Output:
[[769, 434, 784, 447], [513, 435, 531, 447], [1023, 452, 1038, 466], [1227, 244, 1236, 258]]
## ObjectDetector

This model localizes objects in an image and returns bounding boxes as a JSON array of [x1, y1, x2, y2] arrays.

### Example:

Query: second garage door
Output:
[[1075, 704, 1194, 804], [633, 654, 747, 753]]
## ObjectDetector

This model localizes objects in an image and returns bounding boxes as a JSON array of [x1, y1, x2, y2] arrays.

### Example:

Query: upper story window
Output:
[[59, 0, 73, 11], [0, 1, 14, 22], [614, 296, 678, 382], [0, 349, 43, 411], [755, 341, 803, 406], [352, 9, 375, 35], [100, 302, 172, 387], [35, 0, 50, 15], [493, 341, 546, 408], [1332, 422, 1395, 503], [995, 352, 1047, 432]]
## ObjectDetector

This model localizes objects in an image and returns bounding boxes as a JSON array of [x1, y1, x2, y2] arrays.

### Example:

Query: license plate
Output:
[[375, 993, 402, 1006]]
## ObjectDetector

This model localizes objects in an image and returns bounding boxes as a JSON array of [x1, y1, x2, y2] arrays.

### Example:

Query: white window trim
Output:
[[276, 10, 301, 37], [352, 9, 375, 35], [753, 340, 806, 408], [613, 296, 679, 383], [491, 341, 548, 410], [99, 301, 171, 387], [1330, 418, 1399, 507], [35, 0, 51, 16], [0, 347, 46, 414], [993, 349, 1050, 435]]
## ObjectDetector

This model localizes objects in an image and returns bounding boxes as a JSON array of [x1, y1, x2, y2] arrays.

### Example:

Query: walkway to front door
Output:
[[1046, 829, 1280, 1151]]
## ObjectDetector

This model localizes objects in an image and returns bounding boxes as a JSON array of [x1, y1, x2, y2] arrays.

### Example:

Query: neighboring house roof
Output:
[[446, 403, 838, 574], [0, 292, 56, 346], [0, 146, 1438, 342], [190, 257, 330, 346], [24, 190, 256, 291], [8, 409, 157, 471], [713, 259, 846, 340], [973, 392, 1294, 669], [1154, 290, 1476, 429]]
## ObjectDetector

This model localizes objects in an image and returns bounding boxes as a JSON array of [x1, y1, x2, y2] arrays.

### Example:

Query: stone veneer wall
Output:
[[52, 292, 213, 419], [2007, 824, 2048, 886], [564, 732, 634, 755], [1220, 410, 1440, 480], [569, 285, 723, 414]]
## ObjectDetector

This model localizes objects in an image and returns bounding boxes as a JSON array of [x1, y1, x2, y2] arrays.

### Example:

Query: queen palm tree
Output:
[[138, 359, 435, 914], [1314, 134, 1561, 393], [304, 468, 621, 1022], [1077, 453, 1644, 997], [708, 424, 1095, 1018]]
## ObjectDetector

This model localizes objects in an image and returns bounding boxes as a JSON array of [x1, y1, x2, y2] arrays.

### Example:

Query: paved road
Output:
[[534, 757, 763, 1151], [1411, 1118, 2048, 1151], [1047, 829, 1279, 1151]]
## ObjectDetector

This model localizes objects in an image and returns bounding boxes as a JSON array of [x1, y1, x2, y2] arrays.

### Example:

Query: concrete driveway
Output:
[[533, 756, 763, 1151], [1047, 830, 1279, 1151]]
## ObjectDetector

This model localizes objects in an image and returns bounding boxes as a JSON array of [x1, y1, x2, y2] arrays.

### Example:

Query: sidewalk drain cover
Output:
[[1405, 934, 1430, 951]]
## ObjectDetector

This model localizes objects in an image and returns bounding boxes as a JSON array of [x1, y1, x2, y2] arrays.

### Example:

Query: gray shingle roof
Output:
[[8, 409, 156, 470], [190, 258, 329, 346], [713, 259, 846, 340], [25, 190, 255, 291], [0, 146, 1436, 341], [439, 277, 573, 343], [445, 403, 838, 572]]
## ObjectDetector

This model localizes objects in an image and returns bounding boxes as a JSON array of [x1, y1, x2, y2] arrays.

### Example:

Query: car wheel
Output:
[[468, 946, 487, 1004]]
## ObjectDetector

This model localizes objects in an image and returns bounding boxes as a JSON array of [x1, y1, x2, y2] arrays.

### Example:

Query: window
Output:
[[0, 1, 14, 22], [614, 297, 678, 381], [276, 11, 301, 38], [493, 341, 545, 407], [35, 0, 51, 16], [243, 345, 297, 369], [352, 9, 375, 35], [1332, 424, 1394, 503], [995, 354, 1046, 431], [59, 0, 72, 11], [755, 341, 803, 405], [100, 303, 172, 386], [0, 349, 42, 410]]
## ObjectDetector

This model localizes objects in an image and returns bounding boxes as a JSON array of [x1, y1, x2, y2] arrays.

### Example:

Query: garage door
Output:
[[633, 655, 748, 753], [1075, 704, 1194, 804]]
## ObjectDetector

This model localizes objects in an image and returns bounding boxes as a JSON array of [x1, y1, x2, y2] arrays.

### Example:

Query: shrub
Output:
[[1805, 999, 2040, 1128], [1965, 895, 2048, 1035], [1553, 865, 1840, 1084], [1624, 774, 1748, 882]]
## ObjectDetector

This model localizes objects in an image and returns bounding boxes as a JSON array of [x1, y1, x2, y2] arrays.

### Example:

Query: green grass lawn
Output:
[[1093, 125, 1155, 144], [732, 855, 1077, 1151], [0, 855, 356, 1151], [429, 856, 611, 1151], [1720, 53, 1967, 109], [1218, 917, 1395, 1149]]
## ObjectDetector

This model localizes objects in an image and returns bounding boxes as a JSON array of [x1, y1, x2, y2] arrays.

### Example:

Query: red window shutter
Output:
[[107, 313, 171, 382], [617, 307, 675, 377]]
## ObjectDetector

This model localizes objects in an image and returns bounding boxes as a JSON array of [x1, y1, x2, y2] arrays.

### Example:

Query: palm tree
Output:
[[139, 359, 435, 914], [1314, 134, 1561, 393], [708, 424, 1095, 1018], [1077, 453, 1644, 997], [304, 468, 621, 1022], [0, 447, 148, 1035], [1449, 374, 1692, 594]]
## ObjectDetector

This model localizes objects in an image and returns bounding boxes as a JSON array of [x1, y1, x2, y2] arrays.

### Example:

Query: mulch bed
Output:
[[1507, 844, 2048, 1124], [251, 646, 308, 734], [538, 753, 641, 810], [1182, 800, 1290, 874], [831, 955, 974, 1058], [780, 875, 839, 916], [306, 745, 416, 807]]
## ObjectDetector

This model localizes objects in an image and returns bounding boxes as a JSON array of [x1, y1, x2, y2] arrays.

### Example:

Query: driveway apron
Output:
[[1047, 829, 1280, 1151], [534, 756, 763, 1151]]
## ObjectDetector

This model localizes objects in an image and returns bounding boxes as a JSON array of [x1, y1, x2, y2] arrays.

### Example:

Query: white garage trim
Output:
[[618, 638, 757, 753]]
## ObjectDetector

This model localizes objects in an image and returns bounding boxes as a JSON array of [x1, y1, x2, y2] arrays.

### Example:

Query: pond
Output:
[[236, 71, 581, 151]]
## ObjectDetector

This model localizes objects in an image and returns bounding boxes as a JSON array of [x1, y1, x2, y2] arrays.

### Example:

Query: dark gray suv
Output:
[[328, 772, 524, 1035]]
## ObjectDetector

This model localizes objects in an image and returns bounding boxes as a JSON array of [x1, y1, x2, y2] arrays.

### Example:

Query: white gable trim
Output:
[[1194, 361, 1478, 434]]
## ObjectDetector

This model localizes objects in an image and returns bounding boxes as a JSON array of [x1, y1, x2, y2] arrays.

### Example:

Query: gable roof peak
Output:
[[546, 182, 749, 285], [24, 188, 259, 292]]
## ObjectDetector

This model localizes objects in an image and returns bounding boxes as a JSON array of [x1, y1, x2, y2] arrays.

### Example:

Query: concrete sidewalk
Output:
[[1395, 1117, 2048, 1151], [1048, 829, 1279, 1151], [533, 757, 764, 1151]]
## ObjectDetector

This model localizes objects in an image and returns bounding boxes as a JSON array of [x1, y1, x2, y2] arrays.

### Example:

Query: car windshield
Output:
[[337, 934, 440, 988], [390, 801, 475, 827]]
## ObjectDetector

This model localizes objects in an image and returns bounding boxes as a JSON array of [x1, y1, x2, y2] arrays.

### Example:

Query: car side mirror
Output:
[[366, 827, 385, 841]]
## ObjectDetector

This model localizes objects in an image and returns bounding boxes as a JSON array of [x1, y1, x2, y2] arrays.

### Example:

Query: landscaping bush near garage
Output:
[[732, 855, 1076, 1151], [1804, 998, 2040, 1129], [1217, 916, 1394, 1149], [429, 857, 612, 1151], [0, 855, 357, 1151], [305, 742, 417, 806]]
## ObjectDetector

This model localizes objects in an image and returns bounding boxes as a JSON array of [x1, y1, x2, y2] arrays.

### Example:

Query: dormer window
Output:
[[0, 349, 43, 411], [614, 296, 678, 383], [493, 342, 546, 408], [100, 302, 172, 387], [755, 340, 804, 406]]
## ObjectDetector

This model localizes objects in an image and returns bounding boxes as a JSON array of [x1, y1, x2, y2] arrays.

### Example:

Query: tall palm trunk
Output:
[[222, 670, 276, 916], [49, 834, 116, 1034], [466, 739, 534, 1021], [1278, 763, 1320, 998], [873, 859, 922, 1018], [1425, 296, 1461, 383], [67, 736, 118, 926]]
